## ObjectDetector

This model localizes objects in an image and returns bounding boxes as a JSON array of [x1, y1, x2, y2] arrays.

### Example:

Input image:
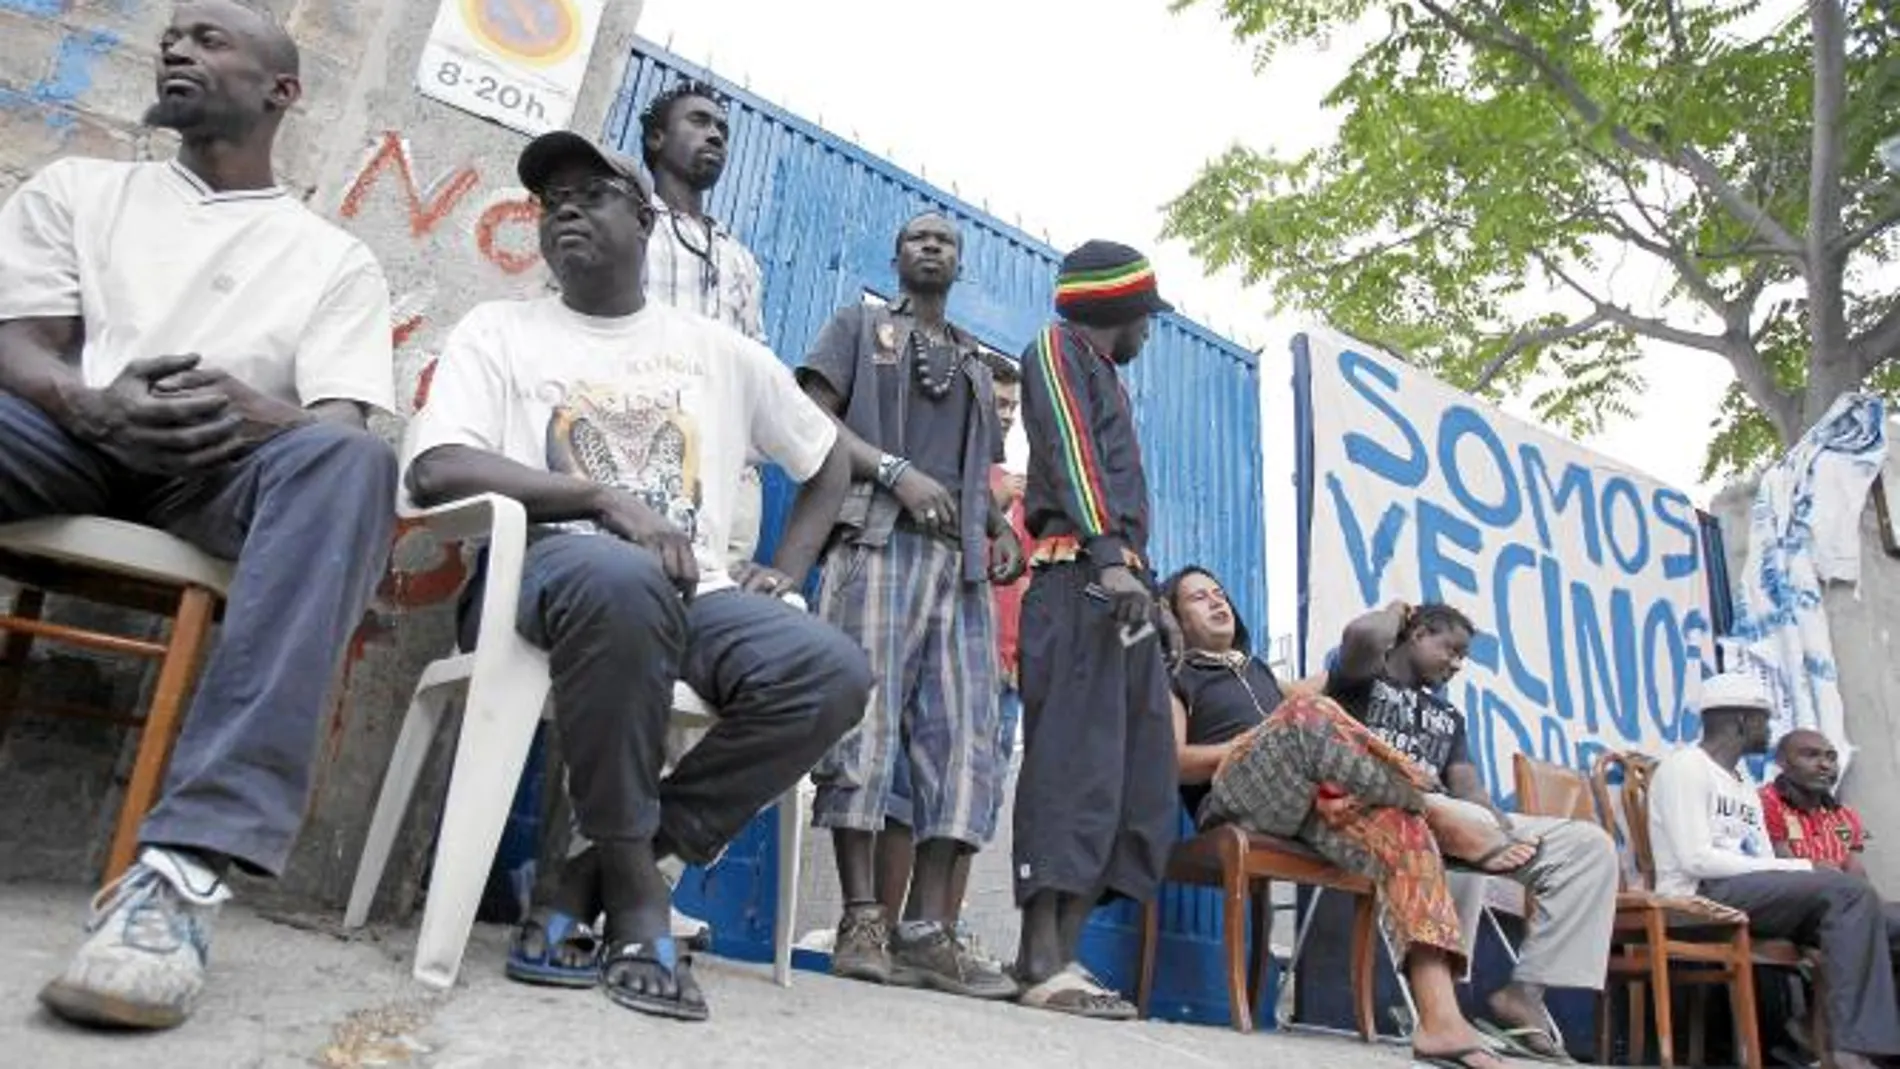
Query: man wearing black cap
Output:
[[403, 130, 869, 1021], [1009, 240, 1176, 1019], [797, 211, 1023, 1000]]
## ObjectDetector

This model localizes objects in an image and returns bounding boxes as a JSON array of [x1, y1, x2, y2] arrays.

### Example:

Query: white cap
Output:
[[1699, 672, 1771, 714]]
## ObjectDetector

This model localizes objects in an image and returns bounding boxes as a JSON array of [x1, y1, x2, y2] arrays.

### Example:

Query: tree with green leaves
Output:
[[1167, 1, 1900, 477]]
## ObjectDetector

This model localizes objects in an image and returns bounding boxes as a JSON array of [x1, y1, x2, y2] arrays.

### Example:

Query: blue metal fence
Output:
[[601, 40, 1269, 989]]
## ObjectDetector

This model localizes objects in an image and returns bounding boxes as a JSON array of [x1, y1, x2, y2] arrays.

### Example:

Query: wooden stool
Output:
[[0, 517, 232, 882]]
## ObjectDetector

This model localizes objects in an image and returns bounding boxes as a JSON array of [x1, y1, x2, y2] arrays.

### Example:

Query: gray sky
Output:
[[638, 0, 1737, 640]]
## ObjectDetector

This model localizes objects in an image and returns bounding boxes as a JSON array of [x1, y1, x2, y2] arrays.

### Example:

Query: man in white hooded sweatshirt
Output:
[[1649, 672, 1900, 1069]]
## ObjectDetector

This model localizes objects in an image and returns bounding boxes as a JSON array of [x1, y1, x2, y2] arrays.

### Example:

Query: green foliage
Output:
[[1169, 1, 1900, 478]]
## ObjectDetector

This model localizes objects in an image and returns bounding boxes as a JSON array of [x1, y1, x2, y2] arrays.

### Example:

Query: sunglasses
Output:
[[533, 175, 645, 212]]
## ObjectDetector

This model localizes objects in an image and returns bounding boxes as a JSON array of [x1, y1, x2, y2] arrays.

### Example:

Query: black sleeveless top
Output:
[[1172, 651, 1286, 817]]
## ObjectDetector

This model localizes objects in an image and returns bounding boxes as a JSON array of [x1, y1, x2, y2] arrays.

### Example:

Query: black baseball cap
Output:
[[516, 130, 651, 199]]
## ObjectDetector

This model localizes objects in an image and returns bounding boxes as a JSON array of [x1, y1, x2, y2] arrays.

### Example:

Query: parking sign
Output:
[[416, 0, 607, 136]]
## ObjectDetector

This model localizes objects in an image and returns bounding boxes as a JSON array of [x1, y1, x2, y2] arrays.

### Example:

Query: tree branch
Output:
[[1594, 202, 1730, 314], [1335, 220, 1458, 272], [1736, 262, 1775, 325], [1662, 0, 1691, 60], [1834, 198, 1900, 255], [1534, 254, 1733, 355], [1413, 0, 1807, 258], [1542, 245, 1795, 436], [1468, 311, 1610, 392], [1846, 300, 1900, 381]]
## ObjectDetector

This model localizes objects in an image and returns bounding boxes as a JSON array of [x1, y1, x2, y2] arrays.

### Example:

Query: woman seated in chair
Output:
[[1162, 567, 1526, 1069]]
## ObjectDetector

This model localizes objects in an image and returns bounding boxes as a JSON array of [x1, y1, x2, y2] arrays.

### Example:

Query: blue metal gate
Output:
[[604, 41, 1267, 633], [600, 41, 1269, 989]]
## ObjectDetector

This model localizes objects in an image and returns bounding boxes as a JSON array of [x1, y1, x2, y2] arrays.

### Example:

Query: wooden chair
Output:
[[1135, 821, 1379, 1037], [0, 517, 232, 882], [1578, 750, 1820, 1069]]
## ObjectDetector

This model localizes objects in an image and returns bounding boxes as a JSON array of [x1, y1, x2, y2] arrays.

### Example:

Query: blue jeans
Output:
[[0, 392, 398, 875], [459, 534, 870, 863]]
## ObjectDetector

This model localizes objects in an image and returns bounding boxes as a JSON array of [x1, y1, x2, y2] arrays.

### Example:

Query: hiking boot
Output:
[[39, 847, 232, 1030], [892, 922, 1020, 1000], [829, 904, 893, 984]]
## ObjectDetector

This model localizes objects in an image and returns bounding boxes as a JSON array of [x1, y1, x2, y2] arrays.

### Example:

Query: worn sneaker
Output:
[[954, 920, 1009, 974], [39, 847, 231, 1029], [892, 922, 1020, 1000], [829, 904, 893, 984]]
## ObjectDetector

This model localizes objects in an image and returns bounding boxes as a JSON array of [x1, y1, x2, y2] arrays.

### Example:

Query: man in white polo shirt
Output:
[[1649, 672, 1900, 1069], [404, 130, 866, 1022], [0, 0, 397, 1031]]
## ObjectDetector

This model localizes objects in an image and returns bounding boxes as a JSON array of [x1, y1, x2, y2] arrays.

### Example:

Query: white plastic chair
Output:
[[342, 493, 805, 990]]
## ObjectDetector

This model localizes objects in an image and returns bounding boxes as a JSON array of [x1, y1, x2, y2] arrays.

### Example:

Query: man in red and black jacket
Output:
[[1010, 240, 1177, 1019], [1761, 729, 1874, 876]]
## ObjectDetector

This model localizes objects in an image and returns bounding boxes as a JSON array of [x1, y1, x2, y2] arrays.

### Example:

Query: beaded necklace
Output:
[[907, 324, 963, 401]]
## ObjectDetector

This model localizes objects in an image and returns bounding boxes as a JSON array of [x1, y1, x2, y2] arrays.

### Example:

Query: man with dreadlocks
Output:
[[799, 212, 1023, 1000], [637, 78, 768, 946], [1009, 240, 1177, 1020], [639, 79, 768, 567], [1188, 598, 1536, 1068], [1325, 601, 1618, 1064]]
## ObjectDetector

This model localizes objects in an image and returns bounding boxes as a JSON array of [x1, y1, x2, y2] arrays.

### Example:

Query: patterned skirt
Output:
[[1205, 693, 1465, 965]]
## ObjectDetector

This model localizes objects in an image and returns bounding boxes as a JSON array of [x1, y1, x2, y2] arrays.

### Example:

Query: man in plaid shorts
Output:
[[799, 212, 1024, 999]]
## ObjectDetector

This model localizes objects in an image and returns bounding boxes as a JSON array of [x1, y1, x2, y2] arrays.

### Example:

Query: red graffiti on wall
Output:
[[411, 356, 440, 411], [328, 611, 394, 767], [340, 132, 482, 238], [392, 313, 427, 349], [378, 518, 469, 611], [476, 197, 542, 275], [340, 132, 545, 278]]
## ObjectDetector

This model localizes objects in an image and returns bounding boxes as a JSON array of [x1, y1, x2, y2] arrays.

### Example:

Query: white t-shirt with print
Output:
[[0, 157, 394, 412], [1648, 745, 1811, 897], [405, 296, 836, 596]]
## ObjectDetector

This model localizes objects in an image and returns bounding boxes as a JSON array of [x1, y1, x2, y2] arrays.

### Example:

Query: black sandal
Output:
[[601, 937, 709, 1022], [505, 910, 601, 988]]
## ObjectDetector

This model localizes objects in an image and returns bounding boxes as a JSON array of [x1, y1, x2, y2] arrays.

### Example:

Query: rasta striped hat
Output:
[[1054, 240, 1173, 326]]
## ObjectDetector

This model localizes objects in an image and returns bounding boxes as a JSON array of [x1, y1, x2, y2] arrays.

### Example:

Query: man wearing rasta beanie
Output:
[[1010, 240, 1177, 1018]]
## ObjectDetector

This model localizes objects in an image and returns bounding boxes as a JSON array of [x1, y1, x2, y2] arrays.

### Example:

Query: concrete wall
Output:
[[0, 0, 644, 911], [1711, 472, 1900, 897]]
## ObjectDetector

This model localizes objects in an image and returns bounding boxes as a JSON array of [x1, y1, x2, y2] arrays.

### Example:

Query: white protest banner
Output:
[[416, 0, 607, 136], [1294, 333, 1718, 800]]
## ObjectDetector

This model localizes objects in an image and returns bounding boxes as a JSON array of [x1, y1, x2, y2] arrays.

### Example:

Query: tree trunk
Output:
[[1802, 347, 1860, 434]]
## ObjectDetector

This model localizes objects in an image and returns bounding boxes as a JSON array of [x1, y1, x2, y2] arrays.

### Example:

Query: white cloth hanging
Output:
[[1730, 392, 1887, 773]]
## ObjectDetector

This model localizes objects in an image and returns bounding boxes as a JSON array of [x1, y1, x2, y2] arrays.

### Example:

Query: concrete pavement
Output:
[[0, 881, 1419, 1069]]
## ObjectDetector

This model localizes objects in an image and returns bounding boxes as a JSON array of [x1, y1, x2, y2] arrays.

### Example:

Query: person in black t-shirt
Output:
[[1329, 601, 1619, 1063], [1190, 590, 1518, 1068]]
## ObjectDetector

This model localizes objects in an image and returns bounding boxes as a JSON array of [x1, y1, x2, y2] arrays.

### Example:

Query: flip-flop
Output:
[[505, 910, 601, 988], [1016, 962, 1137, 1021], [601, 937, 710, 1022], [1414, 1047, 1503, 1068], [1475, 1018, 1574, 1063]]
